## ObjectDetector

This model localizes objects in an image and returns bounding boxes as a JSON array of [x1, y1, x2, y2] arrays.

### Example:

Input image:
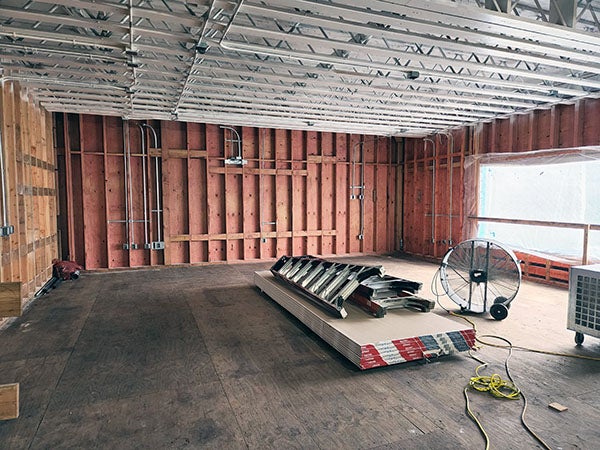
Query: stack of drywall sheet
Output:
[[254, 270, 475, 370]]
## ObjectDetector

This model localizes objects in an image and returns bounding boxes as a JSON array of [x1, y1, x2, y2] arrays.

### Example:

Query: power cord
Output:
[[431, 268, 559, 449], [474, 335, 552, 450], [468, 363, 520, 400], [431, 267, 600, 362]]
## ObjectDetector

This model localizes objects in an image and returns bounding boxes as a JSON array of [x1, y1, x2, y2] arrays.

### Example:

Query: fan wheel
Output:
[[490, 303, 509, 320]]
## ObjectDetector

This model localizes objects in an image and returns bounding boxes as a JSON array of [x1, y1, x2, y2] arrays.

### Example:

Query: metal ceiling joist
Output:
[[178, 95, 467, 128], [190, 51, 565, 103], [184, 86, 496, 121], [225, 24, 600, 90], [186, 73, 514, 115], [242, 1, 600, 71], [1, 0, 599, 137], [190, 64, 535, 110]]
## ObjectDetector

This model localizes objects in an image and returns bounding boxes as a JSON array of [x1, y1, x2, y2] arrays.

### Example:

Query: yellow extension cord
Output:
[[429, 269, 600, 450], [447, 310, 552, 450], [468, 366, 520, 400]]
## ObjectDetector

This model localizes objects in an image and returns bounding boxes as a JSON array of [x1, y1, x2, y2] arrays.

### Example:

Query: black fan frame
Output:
[[439, 239, 521, 316]]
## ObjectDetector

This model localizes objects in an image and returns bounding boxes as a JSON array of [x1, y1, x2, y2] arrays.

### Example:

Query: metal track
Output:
[[270, 255, 383, 318]]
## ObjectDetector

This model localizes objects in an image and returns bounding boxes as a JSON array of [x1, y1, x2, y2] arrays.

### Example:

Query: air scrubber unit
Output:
[[568, 264, 600, 345]]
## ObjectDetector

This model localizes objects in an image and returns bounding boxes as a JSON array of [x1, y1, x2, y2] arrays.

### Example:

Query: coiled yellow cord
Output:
[[431, 269, 555, 449], [469, 366, 520, 400]]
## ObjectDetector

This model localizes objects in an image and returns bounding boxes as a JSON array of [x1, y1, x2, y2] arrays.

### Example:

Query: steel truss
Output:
[[1, 0, 599, 136]]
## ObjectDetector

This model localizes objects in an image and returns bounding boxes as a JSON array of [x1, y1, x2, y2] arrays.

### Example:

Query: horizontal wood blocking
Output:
[[0, 80, 57, 306], [166, 149, 206, 159], [402, 97, 600, 283], [0, 282, 22, 317], [0, 383, 19, 420], [55, 116, 398, 269], [170, 230, 337, 242]]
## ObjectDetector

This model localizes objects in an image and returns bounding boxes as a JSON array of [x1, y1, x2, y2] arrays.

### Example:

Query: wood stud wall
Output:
[[55, 114, 398, 269], [402, 98, 600, 285], [0, 81, 57, 320]]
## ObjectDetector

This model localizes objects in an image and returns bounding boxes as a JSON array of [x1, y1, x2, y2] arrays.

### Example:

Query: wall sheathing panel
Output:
[[402, 97, 600, 286], [0, 81, 57, 321], [55, 114, 397, 269]]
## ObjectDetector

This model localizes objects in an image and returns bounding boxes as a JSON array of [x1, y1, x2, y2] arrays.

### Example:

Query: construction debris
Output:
[[270, 255, 435, 319], [270, 255, 383, 318], [349, 275, 436, 318]]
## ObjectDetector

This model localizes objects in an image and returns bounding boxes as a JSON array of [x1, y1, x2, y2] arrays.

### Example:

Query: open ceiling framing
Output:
[[1, 0, 599, 136]]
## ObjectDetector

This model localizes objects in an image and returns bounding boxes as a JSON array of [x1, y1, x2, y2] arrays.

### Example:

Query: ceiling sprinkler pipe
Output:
[[218, 0, 246, 47], [423, 137, 436, 245]]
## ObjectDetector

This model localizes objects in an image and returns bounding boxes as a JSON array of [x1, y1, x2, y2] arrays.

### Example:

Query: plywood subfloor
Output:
[[1, 255, 599, 449]]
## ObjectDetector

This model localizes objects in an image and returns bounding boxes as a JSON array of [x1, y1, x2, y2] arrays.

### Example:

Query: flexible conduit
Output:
[[423, 137, 436, 245]]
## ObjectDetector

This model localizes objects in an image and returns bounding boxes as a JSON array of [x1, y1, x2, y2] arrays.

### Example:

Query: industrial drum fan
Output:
[[439, 239, 521, 320]]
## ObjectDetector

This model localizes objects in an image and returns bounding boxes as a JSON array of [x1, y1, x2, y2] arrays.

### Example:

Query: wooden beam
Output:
[[0, 383, 19, 420], [0, 282, 22, 317]]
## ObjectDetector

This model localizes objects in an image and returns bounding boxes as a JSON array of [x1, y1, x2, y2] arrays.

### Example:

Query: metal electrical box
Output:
[[568, 264, 600, 345]]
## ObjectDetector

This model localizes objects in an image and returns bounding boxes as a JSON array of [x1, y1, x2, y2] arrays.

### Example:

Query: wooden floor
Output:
[[1, 255, 599, 449]]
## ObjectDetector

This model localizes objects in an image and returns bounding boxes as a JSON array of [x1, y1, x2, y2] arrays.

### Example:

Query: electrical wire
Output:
[[463, 382, 491, 450], [476, 335, 553, 450], [469, 364, 520, 400], [429, 267, 585, 449], [431, 268, 600, 361]]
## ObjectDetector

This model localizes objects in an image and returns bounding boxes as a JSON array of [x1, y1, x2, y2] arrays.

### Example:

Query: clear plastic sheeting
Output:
[[463, 146, 600, 264]]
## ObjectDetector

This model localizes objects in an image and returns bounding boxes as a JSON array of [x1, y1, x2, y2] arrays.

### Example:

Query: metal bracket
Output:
[[224, 156, 248, 166], [151, 241, 165, 250], [0, 225, 14, 237]]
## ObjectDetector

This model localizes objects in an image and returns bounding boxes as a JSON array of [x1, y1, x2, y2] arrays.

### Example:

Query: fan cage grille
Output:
[[439, 239, 521, 314]]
